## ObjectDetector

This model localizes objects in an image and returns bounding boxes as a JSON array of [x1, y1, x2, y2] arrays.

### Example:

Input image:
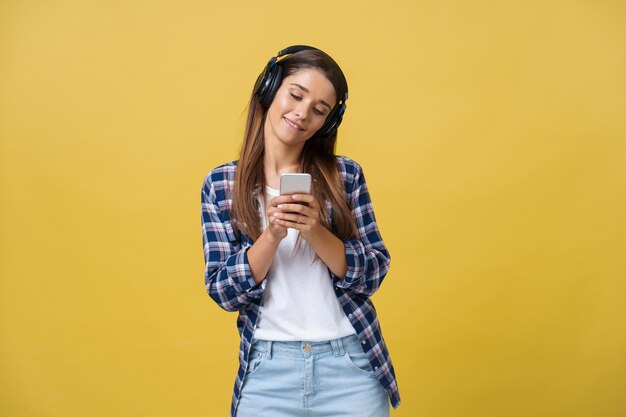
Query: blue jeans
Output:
[[235, 333, 390, 417]]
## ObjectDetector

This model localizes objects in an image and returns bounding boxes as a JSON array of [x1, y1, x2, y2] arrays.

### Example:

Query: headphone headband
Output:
[[277, 45, 322, 57]]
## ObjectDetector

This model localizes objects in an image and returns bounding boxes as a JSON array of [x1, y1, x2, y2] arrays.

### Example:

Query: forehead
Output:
[[282, 68, 336, 106]]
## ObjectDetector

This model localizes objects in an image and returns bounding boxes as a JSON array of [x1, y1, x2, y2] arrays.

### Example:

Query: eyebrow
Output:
[[290, 83, 333, 111]]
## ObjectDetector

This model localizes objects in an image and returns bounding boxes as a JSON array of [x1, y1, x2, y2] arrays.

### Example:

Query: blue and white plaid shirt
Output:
[[201, 155, 401, 416]]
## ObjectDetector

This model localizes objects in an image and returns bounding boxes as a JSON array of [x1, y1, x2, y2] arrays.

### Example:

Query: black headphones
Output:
[[253, 45, 348, 140]]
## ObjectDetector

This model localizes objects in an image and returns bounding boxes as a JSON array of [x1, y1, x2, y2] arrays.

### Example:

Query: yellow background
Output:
[[1, 0, 625, 416]]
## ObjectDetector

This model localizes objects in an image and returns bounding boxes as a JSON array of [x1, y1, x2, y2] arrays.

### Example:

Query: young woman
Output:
[[200, 45, 401, 417]]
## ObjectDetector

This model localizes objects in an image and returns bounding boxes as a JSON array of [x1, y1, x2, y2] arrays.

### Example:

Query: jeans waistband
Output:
[[251, 333, 360, 359]]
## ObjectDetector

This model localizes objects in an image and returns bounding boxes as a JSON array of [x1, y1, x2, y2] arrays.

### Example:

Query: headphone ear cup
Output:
[[262, 63, 283, 108], [254, 57, 274, 105], [255, 57, 284, 108]]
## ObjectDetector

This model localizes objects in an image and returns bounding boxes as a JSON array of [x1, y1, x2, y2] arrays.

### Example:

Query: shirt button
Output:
[[348, 313, 353, 319], [362, 340, 366, 345], [374, 366, 378, 371]]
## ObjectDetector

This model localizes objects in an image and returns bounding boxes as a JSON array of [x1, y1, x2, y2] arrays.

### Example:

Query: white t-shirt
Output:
[[252, 185, 356, 342]]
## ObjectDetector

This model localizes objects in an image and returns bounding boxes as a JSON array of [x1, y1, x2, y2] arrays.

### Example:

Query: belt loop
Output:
[[331, 337, 345, 357], [266, 340, 273, 359]]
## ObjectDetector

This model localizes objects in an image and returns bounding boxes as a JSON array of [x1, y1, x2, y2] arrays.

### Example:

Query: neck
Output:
[[263, 127, 304, 178], [263, 149, 302, 176]]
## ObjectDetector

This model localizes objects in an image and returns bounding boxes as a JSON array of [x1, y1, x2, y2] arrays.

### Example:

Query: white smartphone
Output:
[[280, 173, 311, 195]]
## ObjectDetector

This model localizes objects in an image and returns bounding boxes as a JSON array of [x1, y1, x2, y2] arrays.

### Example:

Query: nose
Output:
[[294, 101, 312, 120]]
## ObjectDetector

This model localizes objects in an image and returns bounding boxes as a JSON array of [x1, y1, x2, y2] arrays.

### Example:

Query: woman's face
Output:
[[264, 67, 337, 147]]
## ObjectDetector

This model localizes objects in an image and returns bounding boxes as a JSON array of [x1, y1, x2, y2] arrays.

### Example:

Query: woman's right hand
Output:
[[264, 195, 290, 242]]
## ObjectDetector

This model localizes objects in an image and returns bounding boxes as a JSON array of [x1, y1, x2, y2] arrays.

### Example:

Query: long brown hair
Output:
[[231, 49, 357, 246]]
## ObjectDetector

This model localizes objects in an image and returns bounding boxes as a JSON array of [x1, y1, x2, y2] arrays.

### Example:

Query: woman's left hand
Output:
[[272, 194, 325, 241]]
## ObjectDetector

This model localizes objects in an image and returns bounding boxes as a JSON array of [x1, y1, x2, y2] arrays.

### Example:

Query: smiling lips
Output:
[[284, 117, 304, 131]]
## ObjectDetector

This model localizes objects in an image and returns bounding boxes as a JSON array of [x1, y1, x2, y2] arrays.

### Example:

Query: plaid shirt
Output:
[[200, 155, 401, 416]]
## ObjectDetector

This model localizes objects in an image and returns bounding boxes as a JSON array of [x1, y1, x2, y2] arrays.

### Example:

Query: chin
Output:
[[279, 127, 305, 140]]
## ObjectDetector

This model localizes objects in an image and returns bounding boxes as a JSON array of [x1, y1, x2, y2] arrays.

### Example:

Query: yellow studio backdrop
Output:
[[1, 0, 624, 416]]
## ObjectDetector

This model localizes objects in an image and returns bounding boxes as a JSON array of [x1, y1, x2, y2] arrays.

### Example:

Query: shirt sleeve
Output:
[[331, 162, 391, 297], [201, 174, 265, 312]]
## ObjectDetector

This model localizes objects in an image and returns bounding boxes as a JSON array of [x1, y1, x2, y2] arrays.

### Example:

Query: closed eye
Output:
[[290, 93, 326, 116]]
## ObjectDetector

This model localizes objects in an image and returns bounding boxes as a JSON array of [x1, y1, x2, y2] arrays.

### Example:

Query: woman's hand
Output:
[[264, 196, 290, 242], [271, 194, 325, 242]]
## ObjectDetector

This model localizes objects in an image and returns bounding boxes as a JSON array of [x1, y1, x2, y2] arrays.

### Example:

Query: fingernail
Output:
[[277, 204, 283, 208]]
